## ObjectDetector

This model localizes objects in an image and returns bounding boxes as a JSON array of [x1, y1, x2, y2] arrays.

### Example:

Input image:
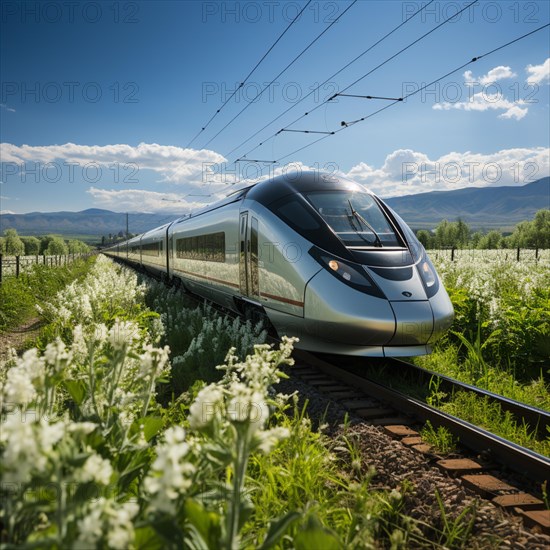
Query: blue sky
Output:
[[1, 0, 549, 216]]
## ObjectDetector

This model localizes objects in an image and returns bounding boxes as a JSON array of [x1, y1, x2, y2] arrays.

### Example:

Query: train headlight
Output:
[[420, 260, 436, 287], [309, 247, 385, 298], [417, 254, 440, 298]]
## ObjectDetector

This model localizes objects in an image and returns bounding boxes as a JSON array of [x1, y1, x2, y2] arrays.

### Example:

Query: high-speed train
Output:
[[104, 171, 454, 356]]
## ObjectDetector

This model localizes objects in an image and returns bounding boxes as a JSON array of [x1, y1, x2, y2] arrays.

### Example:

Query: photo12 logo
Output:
[[201, 1, 341, 23], [1, 161, 140, 185], [1, 81, 140, 104], [401, 80, 539, 105], [401, 1, 540, 24], [201, 161, 340, 185], [201, 81, 339, 105], [1, 2, 140, 24], [402, 160, 540, 184]]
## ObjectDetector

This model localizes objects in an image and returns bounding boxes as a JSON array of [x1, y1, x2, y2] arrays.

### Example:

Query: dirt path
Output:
[[0, 317, 43, 363]]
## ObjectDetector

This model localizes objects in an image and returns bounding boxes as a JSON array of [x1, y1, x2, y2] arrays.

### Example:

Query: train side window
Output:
[[176, 232, 225, 262]]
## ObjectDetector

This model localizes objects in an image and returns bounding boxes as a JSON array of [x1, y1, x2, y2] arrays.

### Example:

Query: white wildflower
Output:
[[226, 382, 269, 432], [108, 319, 140, 350], [76, 497, 105, 548], [118, 409, 135, 428], [43, 338, 72, 373], [71, 325, 88, 360], [139, 344, 170, 378], [77, 453, 113, 485], [92, 323, 109, 344], [188, 384, 224, 430], [256, 426, 290, 454], [106, 501, 139, 550], [0, 414, 40, 483], [38, 419, 66, 451], [2, 368, 37, 406], [1, 416, 66, 483], [143, 426, 195, 514], [68, 421, 97, 435]]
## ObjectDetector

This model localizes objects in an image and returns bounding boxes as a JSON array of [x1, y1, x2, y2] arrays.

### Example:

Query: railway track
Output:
[[289, 349, 550, 534], [341, 355, 549, 439], [114, 259, 550, 535]]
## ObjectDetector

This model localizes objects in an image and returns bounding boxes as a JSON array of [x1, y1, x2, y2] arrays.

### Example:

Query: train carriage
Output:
[[104, 171, 454, 357]]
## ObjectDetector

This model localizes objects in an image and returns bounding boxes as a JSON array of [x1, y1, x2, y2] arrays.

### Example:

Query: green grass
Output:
[[413, 336, 549, 457], [143, 277, 267, 397], [416, 341, 550, 412], [0, 256, 95, 334], [439, 392, 549, 456], [244, 404, 482, 548], [420, 421, 459, 455]]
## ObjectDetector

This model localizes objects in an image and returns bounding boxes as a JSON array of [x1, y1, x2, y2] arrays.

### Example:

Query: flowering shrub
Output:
[[0, 256, 298, 548], [144, 279, 267, 394], [430, 252, 550, 378]]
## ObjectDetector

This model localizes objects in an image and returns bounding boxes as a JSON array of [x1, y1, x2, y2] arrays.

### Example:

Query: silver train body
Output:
[[104, 172, 454, 356]]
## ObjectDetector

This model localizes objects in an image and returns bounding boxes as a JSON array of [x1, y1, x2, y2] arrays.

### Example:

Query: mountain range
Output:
[[1, 178, 548, 238], [385, 177, 549, 229]]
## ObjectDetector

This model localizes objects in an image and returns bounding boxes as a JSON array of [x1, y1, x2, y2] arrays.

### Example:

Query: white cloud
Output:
[[344, 147, 549, 198], [86, 160, 324, 212], [434, 64, 530, 120], [464, 66, 516, 85], [0, 210, 16, 215], [526, 58, 550, 85], [87, 187, 220, 214], [0, 103, 16, 113], [0, 142, 226, 185], [434, 92, 528, 120]]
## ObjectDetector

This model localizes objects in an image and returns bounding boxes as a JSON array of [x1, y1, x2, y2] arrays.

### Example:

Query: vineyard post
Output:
[[535, 247, 539, 260], [516, 247, 520, 262], [15, 256, 20, 278], [0, 254, 2, 284], [451, 247, 456, 261]]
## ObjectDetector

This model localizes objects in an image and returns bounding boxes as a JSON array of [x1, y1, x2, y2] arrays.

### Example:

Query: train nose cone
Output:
[[387, 300, 434, 346], [365, 265, 434, 346]]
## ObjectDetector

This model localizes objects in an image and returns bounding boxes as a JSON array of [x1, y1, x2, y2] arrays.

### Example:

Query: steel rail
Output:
[[388, 357, 550, 437], [296, 350, 550, 484], [338, 355, 549, 439]]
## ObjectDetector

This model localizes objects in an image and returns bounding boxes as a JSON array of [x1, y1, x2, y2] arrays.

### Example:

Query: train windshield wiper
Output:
[[348, 200, 382, 247]]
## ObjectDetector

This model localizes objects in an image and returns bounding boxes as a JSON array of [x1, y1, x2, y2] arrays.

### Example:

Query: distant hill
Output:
[[0, 178, 548, 236], [385, 177, 549, 230], [0, 208, 172, 238]]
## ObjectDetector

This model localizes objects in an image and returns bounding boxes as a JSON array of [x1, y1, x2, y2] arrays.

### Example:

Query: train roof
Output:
[[178, 171, 367, 223], [245, 171, 369, 207]]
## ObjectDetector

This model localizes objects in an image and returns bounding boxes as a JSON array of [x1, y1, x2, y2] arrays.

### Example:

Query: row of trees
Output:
[[0, 229, 91, 256], [2, 209, 548, 255], [416, 209, 550, 250]]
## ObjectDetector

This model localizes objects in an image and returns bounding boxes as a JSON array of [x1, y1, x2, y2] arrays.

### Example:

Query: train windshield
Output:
[[305, 191, 402, 247]]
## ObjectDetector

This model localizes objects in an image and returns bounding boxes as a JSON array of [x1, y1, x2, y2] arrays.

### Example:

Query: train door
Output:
[[239, 212, 260, 299], [250, 217, 259, 297], [239, 212, 249, 295]]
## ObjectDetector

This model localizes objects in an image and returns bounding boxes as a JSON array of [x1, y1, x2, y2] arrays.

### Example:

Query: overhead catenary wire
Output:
[[267, 22, 550, 165], [175, 0, 439, 184], [234, 0, 479, 163], [185, 0, 313, 149], [226, 0, 436, 161], [199, 0, 358, 150]]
